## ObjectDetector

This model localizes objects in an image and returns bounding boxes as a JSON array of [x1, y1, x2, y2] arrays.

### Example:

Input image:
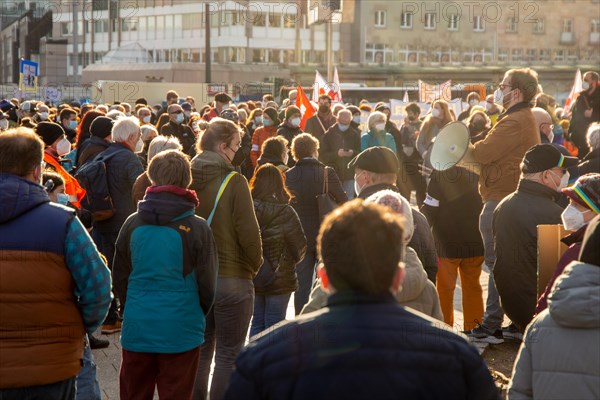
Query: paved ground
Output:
[[93, 265, 509, 398]]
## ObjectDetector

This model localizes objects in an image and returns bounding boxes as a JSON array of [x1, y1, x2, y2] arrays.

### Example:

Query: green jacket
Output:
[[191, 150, 263, 279]]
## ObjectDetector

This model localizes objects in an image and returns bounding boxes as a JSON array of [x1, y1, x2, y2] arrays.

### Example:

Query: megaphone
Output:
[[429, 122, 479, 173]]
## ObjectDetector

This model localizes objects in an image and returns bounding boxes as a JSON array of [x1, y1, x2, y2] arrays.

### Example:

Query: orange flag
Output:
[[43, 153, 86, 208], [296, 85, 315, 131]]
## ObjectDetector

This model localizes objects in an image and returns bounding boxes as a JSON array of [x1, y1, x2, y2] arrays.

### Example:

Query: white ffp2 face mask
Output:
[[56, 138, 71, 156], [135, 137, 144, 153], [561, 204, 589, 231]]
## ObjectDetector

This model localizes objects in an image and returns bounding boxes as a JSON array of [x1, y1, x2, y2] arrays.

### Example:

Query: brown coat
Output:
[[472, 103, 540, 202]]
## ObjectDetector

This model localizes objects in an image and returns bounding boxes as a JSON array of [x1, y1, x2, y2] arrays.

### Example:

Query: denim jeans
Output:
[[250, 293, 292, 337], [193, 277, 254, 400], [76, 335, 102, 400], [479, 199, 504, 331], [294, 250, 317, 315], [342, 179, 356, 200], [0, 377, 76, 400]]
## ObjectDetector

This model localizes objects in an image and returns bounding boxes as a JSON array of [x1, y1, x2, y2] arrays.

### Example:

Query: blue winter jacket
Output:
[[113, 186, 218, 354]]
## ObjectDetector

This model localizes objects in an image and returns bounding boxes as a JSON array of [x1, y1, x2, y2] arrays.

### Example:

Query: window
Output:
[[512, 48, 523, 61], [365, 43, 393, 63], [555, 49, 565, 62], [94, 19, 108, 33], [233, 11, 245, 26], [533, 18, 544, 34], [61, 22, 72, 36], [473, 15, 485, 32], [183, 13, 202, 30], [374, 10, 386, 28], [498, 48, 509, 62], [269, 14, 281, 27], [448, 14, 459, 31], [253, 49, 265, 63], [283, 13, 296, 28], [506, 17, 518, 33], [562, 18, 573, 33], [424, 13, 436, 30], [539, 49, 551, 61], [400, 12, 412, 29], [525, 49, 537, 61], [592, 19, 600, 33]]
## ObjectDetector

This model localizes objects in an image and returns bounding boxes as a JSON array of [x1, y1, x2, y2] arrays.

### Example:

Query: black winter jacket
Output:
[[421, 166, 484, 259], [252, 200, 307, 295], [319, 123, 361, 181], [160, 120, 196, 155], [225, 292, 499, 400], [286, 158, 347, 250], [493, 179, 563, 331], [93, 143, 145, 234], [578, 147, 600, 175]]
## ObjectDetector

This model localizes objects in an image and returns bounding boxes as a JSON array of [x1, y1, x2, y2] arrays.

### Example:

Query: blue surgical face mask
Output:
[[56, 193, 69, 205], [176, 113, 184, 124], [69, 120, 78, 130], [338, 124, 349, 132], [262, 118, 272, 127], [353, 116, 361, 124]]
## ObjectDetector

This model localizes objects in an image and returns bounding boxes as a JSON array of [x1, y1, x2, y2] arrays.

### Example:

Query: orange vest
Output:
[[44, 152, 86, 208]]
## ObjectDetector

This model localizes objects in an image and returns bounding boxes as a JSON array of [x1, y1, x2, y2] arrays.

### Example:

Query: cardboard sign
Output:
[[537, 224, 569, 296]]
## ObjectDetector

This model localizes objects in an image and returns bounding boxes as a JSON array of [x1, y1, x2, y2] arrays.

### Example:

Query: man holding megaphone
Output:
[[463, 68, 542, 343]]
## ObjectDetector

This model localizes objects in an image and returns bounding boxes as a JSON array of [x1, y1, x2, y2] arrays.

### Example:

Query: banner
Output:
[[419, 80, 452, 103], [19, 60, 38, 93]]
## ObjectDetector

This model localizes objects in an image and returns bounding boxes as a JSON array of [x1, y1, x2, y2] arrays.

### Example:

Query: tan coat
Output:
[[472, 103, 540, 202]]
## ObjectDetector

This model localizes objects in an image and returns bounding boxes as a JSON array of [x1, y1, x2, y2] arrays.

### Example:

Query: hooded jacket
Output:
[[113, 186, 218, 354], [252, 199, 307, 295], [190, 150, 263, 279], [509, 261, 600, 400], [300, 248, 442, 320]]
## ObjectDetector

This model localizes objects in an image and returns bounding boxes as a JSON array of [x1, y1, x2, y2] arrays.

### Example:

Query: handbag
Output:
[[316, 167, 337, 221]]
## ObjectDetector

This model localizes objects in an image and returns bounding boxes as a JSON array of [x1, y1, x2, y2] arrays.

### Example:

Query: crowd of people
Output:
[[0, 67, 598, 400]]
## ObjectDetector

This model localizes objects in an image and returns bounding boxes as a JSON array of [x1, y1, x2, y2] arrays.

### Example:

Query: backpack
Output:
[[74, 149, 125, 221]]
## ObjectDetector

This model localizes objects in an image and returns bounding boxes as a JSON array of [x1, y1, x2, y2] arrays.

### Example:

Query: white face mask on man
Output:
[[548, 169, 569, 192]]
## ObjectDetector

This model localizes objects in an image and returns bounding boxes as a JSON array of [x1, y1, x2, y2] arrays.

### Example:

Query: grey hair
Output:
[[147, 135, 183, 162], [367, 111, 387, 130], [106, 110, 125, 120], [111, 116, 140, 143], [140, 125, 158, 141], [587, 122, 600, 149]]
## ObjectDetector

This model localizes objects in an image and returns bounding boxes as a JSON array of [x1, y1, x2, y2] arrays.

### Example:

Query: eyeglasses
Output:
[[540, 123, 554, 131], [498, 83, 513, 91], [170, 110, 183, 115]]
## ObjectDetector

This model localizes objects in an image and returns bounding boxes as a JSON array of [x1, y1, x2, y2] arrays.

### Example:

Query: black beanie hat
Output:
[[89, 116, 114, 139], [263, 107, 280, 125], [35, 122, 65, 146], [285, 105, 301, 121]]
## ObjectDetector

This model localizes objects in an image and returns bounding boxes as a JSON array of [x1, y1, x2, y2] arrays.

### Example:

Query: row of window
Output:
[[374, 11, 600, 35], [69, 45, 598, 67], [363, 44, 598, 64]]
